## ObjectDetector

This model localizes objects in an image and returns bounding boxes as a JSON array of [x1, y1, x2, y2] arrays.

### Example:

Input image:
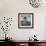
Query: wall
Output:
[[0, 0, 46, 40]]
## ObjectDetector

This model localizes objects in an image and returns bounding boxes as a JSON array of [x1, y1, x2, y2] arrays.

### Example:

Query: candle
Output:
[[6, 34, 8, 38]]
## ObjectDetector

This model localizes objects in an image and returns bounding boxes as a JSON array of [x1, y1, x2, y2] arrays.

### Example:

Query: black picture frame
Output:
[[18, 13, 34, 29]]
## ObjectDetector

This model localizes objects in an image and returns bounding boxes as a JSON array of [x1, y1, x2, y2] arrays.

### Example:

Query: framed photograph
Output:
[[18, 13, 34, 28]]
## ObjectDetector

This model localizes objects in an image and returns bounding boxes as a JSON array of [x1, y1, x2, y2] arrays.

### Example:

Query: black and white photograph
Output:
[[18, 13, 34, 28]]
